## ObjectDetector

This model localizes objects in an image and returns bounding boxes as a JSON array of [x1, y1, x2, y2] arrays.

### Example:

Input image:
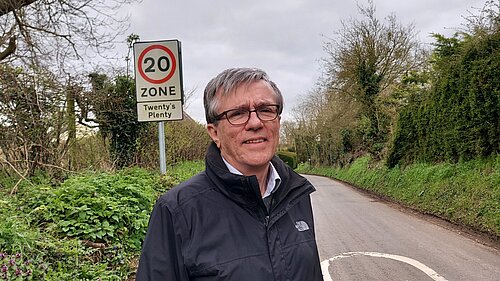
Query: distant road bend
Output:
[[306, 174, 500, 281]]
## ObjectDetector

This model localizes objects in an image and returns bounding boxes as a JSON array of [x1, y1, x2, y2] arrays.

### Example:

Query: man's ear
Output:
[[206, 123, 221, 148]]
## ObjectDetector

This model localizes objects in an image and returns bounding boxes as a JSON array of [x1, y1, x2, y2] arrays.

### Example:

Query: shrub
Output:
[[0, 162, 206, 280], [277, 151, 298, 169], [21, 168, 166, 251], [1, 168, 167, 279]]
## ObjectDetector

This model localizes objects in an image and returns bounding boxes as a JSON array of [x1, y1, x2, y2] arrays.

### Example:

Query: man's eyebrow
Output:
[[232, 104, 249, 110], [228, 102, 276, 110]]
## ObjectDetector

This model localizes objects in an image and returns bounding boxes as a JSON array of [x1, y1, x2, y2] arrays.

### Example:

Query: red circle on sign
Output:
[[137, 44, 177, 84]]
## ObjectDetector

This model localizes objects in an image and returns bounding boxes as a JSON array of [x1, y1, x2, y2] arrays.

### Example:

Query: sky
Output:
[[118, 0, 488, 124]]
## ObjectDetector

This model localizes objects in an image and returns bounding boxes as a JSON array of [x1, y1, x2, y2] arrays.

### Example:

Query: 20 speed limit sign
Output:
[[134, 40, 183, 122]]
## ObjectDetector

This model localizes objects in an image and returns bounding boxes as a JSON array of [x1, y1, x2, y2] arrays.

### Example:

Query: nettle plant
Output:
[[26, 168, 165, 251]]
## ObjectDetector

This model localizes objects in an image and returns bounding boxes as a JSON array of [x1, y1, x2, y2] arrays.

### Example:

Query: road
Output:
[[306, 174, 500, 281]]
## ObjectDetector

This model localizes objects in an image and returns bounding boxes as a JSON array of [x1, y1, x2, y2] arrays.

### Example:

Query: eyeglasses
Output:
[[215, 104, 280, 125]]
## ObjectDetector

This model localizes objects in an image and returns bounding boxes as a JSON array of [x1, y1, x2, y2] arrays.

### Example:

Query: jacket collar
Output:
[[204, 142, 314, 217], [221, 156, 281, 198]]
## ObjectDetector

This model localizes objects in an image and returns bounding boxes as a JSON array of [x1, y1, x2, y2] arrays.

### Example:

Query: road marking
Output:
[[321, 251, 448, 281]]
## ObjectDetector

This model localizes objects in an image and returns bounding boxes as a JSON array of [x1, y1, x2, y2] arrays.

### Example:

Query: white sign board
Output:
[[134, 40, 183, 122], [136, 100, 183, 122]]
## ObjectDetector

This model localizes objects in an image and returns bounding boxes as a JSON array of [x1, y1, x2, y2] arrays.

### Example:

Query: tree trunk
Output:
[[66, 87, 76, 169]]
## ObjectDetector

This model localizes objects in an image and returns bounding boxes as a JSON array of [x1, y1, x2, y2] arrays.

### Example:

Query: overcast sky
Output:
[[119, 0, 487, 124]]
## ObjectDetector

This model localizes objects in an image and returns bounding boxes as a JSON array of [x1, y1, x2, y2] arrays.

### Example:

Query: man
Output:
[[136, 67, 323, 281]]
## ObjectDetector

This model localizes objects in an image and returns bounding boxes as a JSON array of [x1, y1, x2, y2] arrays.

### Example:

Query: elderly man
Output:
[[136, 67, 323, 281]]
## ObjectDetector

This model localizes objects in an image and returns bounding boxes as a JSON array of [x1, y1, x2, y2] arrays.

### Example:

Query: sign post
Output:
[[158, 121, 167, 174], [133, 40, 183, 174]]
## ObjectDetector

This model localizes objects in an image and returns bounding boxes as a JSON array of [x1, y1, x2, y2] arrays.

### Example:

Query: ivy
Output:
[[87, 74, 145, 169], [388, 28, 500, 166]]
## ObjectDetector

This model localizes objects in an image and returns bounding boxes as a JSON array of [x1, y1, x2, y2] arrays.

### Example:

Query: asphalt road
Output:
[[306, 174, 500, 281]]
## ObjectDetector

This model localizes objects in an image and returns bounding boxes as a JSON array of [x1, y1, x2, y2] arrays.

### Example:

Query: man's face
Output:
[[206, 80, 281, 175]]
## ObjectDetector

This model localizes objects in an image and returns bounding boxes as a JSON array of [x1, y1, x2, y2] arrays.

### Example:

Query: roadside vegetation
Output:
[[1, 0, 498, 280], [284, 1, 499, 242], [0, 162, 204, 280], [296, 155, 500, 239]]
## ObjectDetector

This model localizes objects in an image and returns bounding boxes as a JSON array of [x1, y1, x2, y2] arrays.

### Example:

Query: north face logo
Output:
[[294, 220, 310, 232]]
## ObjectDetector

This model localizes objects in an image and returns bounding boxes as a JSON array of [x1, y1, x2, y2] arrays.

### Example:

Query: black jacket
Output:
[[136, 143, 323, 281]]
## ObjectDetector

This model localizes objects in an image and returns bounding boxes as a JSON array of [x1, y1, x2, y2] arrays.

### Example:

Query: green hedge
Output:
[[388, 31, 500, 167], [277, 151, 298, 169]]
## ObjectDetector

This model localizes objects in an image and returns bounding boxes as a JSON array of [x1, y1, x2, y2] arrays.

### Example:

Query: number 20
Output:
[[144, 56, 170, 73]]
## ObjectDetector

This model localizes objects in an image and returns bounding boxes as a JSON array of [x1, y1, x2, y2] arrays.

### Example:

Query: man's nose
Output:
[[245, 111, 263, 128]]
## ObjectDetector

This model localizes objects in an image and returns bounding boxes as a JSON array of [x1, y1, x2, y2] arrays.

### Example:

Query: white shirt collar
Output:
[[222, 157, 281, 198]]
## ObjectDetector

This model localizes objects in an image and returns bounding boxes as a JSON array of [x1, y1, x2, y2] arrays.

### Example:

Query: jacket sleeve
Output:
[[136, 199, 189, 281]]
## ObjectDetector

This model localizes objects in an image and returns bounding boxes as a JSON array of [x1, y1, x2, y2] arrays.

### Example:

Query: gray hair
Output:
[[203, 67, 283, 124]]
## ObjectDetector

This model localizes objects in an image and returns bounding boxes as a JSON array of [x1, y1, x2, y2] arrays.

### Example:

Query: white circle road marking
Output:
[[321, 252, 448, 281]]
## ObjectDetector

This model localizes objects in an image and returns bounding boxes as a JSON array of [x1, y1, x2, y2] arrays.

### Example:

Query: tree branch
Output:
[[0, 36, 16, 60], [0, 0, 38, 17]]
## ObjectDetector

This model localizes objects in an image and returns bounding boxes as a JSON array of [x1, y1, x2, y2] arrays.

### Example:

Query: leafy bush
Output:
[[22, 168, 165, 251], [277, 151, 298, 169], [388, 28, 500, 167], [0, 163, 206, 280], [0, 191, 48, 280]]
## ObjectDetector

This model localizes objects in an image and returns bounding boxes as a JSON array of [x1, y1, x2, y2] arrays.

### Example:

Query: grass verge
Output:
[[296, 155, 500, 240]]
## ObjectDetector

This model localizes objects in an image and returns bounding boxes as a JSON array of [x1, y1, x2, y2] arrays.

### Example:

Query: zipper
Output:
[[243, 177, 270, 223], [264, 214, 278, 281]]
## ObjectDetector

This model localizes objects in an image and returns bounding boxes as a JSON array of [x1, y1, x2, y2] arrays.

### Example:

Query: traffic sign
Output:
[[134, 40, 183, 103], [133, 39, 184, 122], [136, 100, 183, 122]]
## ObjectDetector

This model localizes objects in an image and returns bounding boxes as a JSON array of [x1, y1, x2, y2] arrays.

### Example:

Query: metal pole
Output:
[[158, 121, 166, 174]]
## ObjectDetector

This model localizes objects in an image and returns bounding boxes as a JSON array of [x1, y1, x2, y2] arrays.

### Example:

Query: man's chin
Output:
[[245, 157, 274, 169]]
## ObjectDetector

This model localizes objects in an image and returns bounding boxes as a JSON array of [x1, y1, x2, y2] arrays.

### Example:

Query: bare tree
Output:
[[0, 0, 138, 177], [321, 0, 424, 155], [0, 63, 65, 176], [462, 0, 499, 36], [323, 1, 422, 98], [0, 0, 36, 17], [0, 0, 138, 67]]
